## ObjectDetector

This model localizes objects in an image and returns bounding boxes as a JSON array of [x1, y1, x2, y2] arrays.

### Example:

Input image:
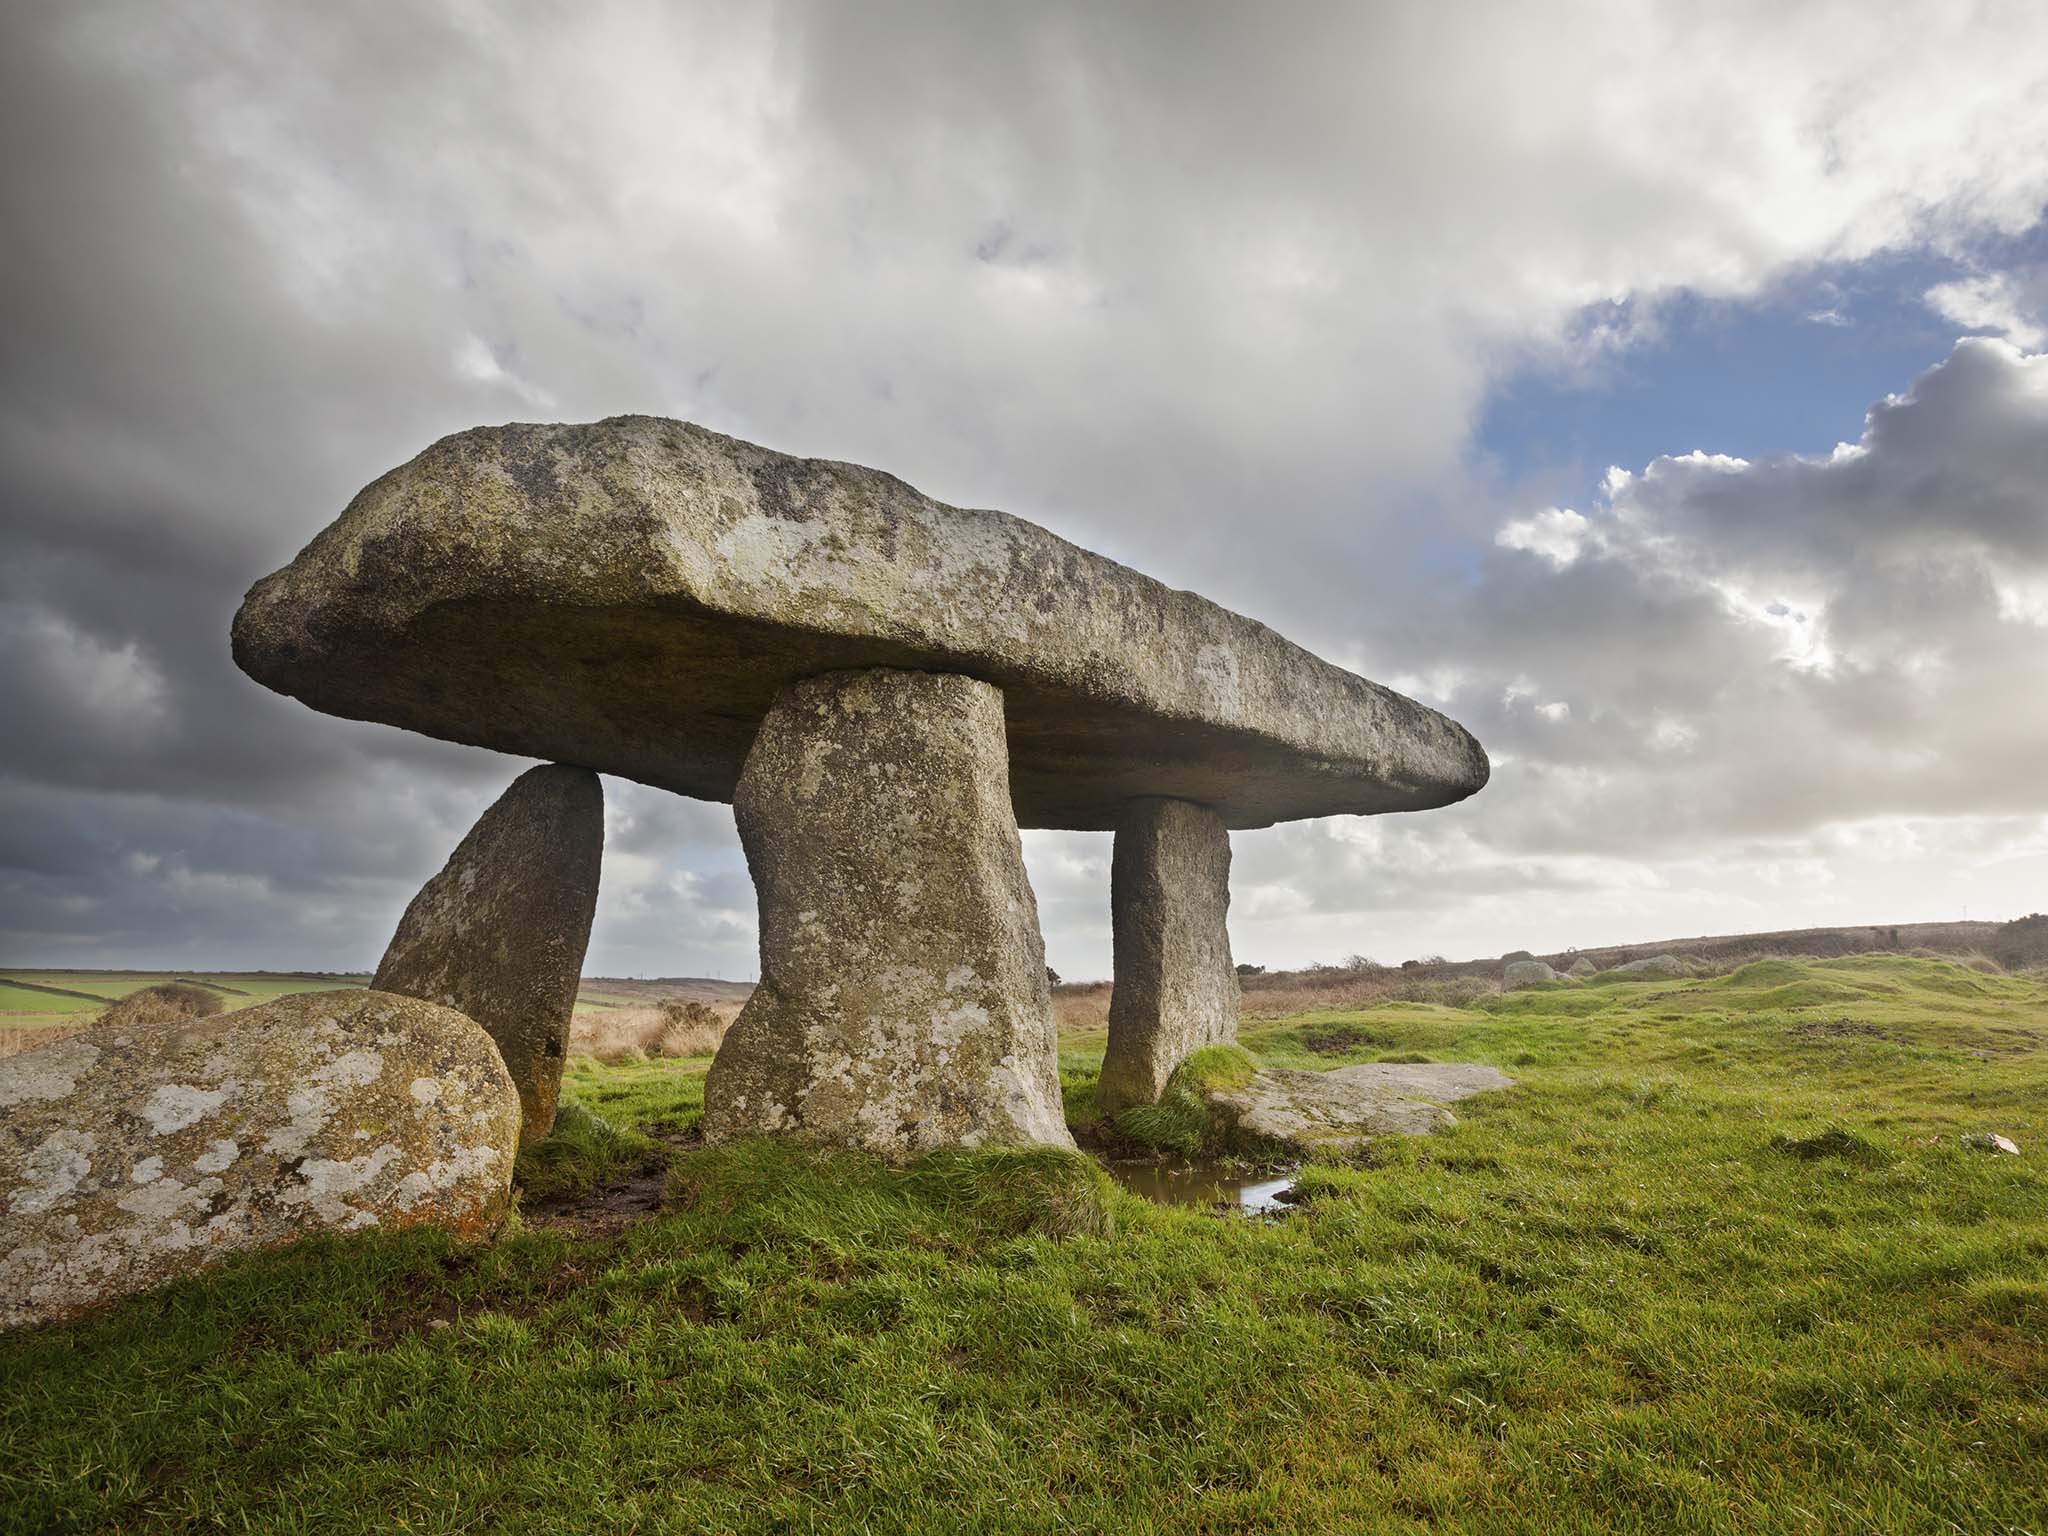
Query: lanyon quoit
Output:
[[232, 417, 1490, 1155]]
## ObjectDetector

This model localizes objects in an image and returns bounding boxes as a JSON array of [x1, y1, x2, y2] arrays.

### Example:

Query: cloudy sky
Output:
[[5, 2, 2048, 981]]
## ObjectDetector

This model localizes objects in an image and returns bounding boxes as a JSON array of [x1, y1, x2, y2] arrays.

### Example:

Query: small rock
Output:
[[1612, 954, 1684, 977], [1964, 1132, 2021, 1156], [0, 990, 519, 1331], [1503, 960, 1558, 990]]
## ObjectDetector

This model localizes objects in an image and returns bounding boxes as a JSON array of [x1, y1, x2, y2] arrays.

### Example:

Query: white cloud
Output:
[[6, 3, 2048, 972], [1924, 270, 2047, 349], [1496, 508, 1592, 568]]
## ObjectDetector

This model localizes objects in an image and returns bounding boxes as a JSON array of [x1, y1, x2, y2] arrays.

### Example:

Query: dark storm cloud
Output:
[[4, 1, 2048, 975]]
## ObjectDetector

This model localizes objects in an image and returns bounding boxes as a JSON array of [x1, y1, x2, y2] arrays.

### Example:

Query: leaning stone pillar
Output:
[[373, 763, 603, 1144], [704, 668, 1073, 1155], [1096, 797, 1241, 1116]]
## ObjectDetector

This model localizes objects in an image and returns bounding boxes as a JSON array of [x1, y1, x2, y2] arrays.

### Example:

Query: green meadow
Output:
[[0, 971, 363, 1022], [4, 954, 2044, 1533]]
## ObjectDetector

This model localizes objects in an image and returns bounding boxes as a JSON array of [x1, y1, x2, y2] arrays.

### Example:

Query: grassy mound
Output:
[[4, 955, 2045, 1534], [1110, 1042, 1260, 1154], [97, 981, 224, 1030]]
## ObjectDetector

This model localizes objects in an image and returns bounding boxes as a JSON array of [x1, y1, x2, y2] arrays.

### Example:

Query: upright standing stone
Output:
[[373, 764, 602, 1143], [704, 668, 1073, 1156], [1097, 798, 1241, 1115]]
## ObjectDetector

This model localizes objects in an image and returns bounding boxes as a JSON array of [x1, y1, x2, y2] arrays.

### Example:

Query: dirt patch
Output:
[[519, 1128, 700, 1237], [522, 1156, 673, 1237]]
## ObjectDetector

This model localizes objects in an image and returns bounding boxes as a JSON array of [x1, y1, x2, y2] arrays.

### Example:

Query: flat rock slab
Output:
[[233, 418, 1488, 830], [1207, 1063, 1516, 1153], [0, 990, 519, 1331]]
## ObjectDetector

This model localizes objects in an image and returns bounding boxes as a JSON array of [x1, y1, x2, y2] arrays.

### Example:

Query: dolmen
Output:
[[232, 418, 1489, 1157]]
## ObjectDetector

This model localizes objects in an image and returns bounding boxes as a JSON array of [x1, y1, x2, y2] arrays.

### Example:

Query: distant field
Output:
[[0, 970, 754, 1054]]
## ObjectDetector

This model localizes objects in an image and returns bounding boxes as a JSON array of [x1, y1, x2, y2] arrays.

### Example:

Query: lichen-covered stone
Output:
[[373, 763, 602, 1141], [703, 668, 1073, 1156], [231, 417, 1489, 831], [0, 990, 518, 1331], [1503, 959, 1558, 989], [1097, 798, 1240, 1115], [1206, 1063, 1516, 1154]]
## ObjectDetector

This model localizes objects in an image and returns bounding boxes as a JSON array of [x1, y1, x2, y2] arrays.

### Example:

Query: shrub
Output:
[[569, 998, 736, 1062], [1989, 914, 2048, 971], [99, 982, 224, 1030]]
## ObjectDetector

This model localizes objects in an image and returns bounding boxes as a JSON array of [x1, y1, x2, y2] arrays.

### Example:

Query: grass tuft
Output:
[[1112, 1043, 1260, 1154], [512, 1098, 660, 1200], [1769, 1124, 1889, 1166]]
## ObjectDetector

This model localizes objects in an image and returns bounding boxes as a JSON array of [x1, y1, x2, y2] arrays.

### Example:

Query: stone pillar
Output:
[[1096, 797, 1241, 1116], [373, 763, 603, 1143], [704, 668, 1073, 1156]]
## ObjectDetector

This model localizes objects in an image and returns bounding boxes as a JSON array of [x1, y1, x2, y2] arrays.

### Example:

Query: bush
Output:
[[1990, 914, 2048, 971], [570, 999, 735, 1062], [99, 982, 224, 1030]]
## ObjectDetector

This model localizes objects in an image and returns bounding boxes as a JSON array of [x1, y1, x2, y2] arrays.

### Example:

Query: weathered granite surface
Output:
[[232, 417, 1489, 830], [1503, 960, 1558, 990], [1097, 798, 1240, 1115], [1567, 957, 1598, 978], [373, 763, 602, 1142], [1612, 955, 1685, 977], [0, 990, 518, 1331], [702, 669, 1073, 1155], [1205, 1063, 1516, 1153]]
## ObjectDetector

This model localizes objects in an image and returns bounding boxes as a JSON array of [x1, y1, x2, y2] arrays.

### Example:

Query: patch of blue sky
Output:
[[1475, 221, 2048, 501]]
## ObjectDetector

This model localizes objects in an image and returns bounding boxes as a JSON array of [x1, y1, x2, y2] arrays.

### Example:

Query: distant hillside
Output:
[[1523, 919, 2005, 973], [573, 976, 755, 1009]]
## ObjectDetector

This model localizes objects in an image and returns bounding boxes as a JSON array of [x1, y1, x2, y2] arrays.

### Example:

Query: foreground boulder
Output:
[[1206, 1063, 1516, 1154], [231, 417, 1487, 832], [0, 990, 518, 1331], [1503, 959, 1558, 990], [373, 763, 603, 1142], [703, 669, 1073, 1155]]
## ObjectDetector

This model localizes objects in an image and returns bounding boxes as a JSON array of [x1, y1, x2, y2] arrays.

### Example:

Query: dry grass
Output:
[[569, 998, 739, 1063], [0, 1022, 90, 1058], [1051, 981, 1111, 1032], [97, 982, 224, 1030], [1047, 966, 1501, 1029]]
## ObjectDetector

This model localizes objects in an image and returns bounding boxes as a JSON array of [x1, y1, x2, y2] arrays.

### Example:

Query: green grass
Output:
[[1112, 1042, 1262, 1154], [0, 971, 365, 1022], [4, 955, 2046, 1533]]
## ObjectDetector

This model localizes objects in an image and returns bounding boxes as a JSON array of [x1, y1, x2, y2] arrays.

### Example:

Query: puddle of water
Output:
[[1103, 1159, 1299, 1215]]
